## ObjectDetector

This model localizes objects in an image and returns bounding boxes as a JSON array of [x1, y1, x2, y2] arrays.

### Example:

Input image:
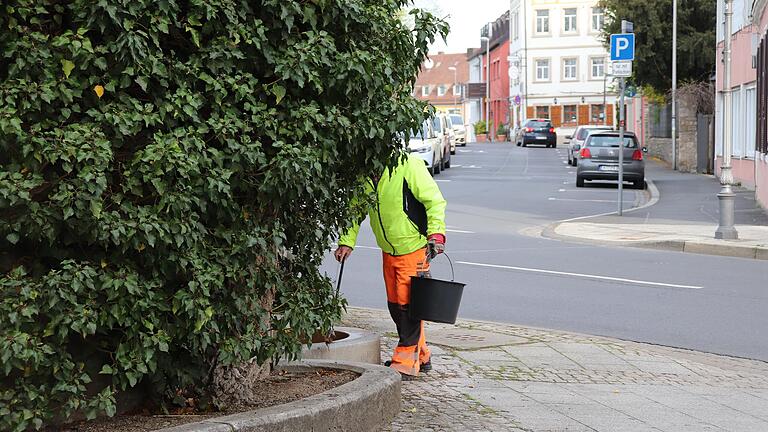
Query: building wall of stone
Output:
[[640, 93, 703, 173]]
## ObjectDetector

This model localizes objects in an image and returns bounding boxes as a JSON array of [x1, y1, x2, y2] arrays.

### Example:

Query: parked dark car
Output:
[[576, 131, 647, 189], [515, 119, 557, 148]]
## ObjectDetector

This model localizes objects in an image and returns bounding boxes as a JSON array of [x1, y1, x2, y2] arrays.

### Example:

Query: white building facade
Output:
[[509, 0, 617, 132]]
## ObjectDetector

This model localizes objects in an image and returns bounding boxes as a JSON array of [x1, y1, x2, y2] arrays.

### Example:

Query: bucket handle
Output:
[[423, 250, 456, 282]]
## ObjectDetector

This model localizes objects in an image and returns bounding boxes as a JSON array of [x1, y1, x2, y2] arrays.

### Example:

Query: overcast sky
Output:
[[412, 0, 511, 54]]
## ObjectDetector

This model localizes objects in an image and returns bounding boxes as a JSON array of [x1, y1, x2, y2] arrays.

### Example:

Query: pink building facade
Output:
[[715, 0, 768, 208]]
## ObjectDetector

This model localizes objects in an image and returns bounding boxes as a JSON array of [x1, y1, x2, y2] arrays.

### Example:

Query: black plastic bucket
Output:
[[409, 253, 465, 324]]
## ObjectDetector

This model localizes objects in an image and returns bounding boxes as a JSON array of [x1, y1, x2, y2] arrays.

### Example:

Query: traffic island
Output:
[[157, 360, 401, 432]]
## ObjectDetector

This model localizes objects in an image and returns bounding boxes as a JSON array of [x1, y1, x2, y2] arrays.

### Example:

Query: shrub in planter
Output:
[[496, 123, 508, 141], [474, 121, 487, 141], [0, 1, 447, 429]]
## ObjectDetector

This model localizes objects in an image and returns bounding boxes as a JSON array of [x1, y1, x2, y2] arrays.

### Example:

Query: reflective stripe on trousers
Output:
[[383, 247, 431, 376]]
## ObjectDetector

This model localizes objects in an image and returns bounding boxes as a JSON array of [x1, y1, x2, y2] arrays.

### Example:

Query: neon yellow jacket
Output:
[[338, 154, 446, 256]]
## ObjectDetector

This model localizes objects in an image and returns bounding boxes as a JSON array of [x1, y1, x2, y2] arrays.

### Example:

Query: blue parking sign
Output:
[[610, 34, 635, 61]]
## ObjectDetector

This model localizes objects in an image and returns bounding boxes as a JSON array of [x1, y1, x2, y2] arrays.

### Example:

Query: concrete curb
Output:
[[159, 360, 401, 432], [543, 226, 768, 260], [542, 176, 768, 260], [301, 326, 381, 365]]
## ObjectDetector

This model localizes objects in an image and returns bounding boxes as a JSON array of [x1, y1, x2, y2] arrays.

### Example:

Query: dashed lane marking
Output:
[[548, 197, 620, 203]]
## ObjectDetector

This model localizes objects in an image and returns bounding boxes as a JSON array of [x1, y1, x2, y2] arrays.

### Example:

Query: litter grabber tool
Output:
[[326, 258, 345, 342]]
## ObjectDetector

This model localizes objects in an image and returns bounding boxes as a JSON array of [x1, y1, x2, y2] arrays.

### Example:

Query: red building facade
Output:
[[480, 12, 511, 137]]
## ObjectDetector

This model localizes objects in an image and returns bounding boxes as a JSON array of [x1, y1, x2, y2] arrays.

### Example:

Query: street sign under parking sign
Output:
[[610, 34, 635, 61], [612, 61, 632, 77]]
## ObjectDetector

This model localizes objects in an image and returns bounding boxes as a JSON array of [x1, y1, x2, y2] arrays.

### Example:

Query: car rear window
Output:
[[587, 135, 638, 148], [577, 127, 610, 140], [450, 115, 463, 126], [526, 120, 551, 128]]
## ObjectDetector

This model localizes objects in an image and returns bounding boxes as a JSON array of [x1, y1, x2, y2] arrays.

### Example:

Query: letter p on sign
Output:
[[610, 34, 635, 61]]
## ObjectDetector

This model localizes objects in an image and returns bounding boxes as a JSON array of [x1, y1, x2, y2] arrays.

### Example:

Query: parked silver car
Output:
[[566, 125, 613, 166], [406, 120, 443, 175], [431, 114, 452, 170], [576, 131, 647, 189], [449, 114, 467, 147]]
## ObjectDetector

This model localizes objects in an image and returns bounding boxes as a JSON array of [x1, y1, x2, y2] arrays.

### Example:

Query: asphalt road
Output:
[[322, 142, 768, 361]]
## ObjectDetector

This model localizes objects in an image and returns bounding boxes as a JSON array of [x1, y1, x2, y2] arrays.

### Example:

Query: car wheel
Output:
[[633, 179, 645, 189], [522, 141, 527, 147], [576, 175, 585, 187], [445, 152, 451, 169], [450, 148, 456, 155], [572, 158, 578, 167]]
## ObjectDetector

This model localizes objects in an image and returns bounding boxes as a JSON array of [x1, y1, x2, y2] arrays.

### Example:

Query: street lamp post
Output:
[[715, 0, 739, 239], [448, 66, 457, 114], [480, 34, 491, 141], [671, 0, 678, 170]]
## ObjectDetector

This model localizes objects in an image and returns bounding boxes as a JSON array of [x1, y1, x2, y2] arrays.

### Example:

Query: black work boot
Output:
[[420, 359, 432, 372]]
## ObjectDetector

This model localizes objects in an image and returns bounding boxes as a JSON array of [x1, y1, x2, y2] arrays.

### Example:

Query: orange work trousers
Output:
[[383, 247, 431, 376]]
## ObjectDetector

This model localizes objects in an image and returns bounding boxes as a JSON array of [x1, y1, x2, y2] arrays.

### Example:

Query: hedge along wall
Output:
[[0, 0, 447, 429]]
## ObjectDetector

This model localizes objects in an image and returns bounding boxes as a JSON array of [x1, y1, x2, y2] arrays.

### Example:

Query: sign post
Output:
[[610, 28, 634, 216]]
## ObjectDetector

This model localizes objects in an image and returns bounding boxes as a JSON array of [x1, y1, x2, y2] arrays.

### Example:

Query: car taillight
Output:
[[580, 148, 592, 159], [549, 128, 554, 133], [523, 127, 531, 132], [632, 150, 643, 161]]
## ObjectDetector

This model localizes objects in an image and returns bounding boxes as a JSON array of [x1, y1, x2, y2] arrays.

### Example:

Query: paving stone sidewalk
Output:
[[341, 307, 768, 432]]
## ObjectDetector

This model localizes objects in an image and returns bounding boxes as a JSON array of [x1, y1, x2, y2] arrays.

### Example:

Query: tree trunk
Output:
[[211, 272, 276, 409]]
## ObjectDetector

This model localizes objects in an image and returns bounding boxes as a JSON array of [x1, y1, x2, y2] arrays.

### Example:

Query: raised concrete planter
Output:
[[159, 359, 400, 432], [301, 326, 381, 365]]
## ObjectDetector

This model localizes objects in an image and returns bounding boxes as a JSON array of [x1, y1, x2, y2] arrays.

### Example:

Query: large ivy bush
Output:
[[0, 0, 446, 429]]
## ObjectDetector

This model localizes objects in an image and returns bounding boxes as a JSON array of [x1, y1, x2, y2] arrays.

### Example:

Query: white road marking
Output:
[[435, 179, 452, 182], [452, 164, 463, 167], [549, 197, 617, 203], [351, 245, 380, 250], [558, 189, 567, 192], [446, 228, 475, 234], [456, 261, 703, 290]]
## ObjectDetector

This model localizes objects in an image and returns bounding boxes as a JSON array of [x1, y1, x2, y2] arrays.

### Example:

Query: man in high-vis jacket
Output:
[[334, 153, 447, 377]]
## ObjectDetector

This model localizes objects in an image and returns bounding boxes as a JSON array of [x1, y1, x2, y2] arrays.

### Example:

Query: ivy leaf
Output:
[[94, 57, 108, 71], [61, 59, 75, 78], [135, 76, 148, 92], [272, 85, 286, 104], [99, 365, 114, 375], [6, 233, 19, 244]]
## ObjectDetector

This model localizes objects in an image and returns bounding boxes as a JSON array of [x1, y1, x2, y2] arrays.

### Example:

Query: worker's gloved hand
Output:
[[427, 233, 445, 259], [334, 245, 353, 262]]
